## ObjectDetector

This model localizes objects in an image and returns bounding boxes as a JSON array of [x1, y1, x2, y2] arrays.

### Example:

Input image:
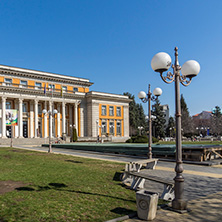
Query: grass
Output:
[[0, 148, 137, 222]]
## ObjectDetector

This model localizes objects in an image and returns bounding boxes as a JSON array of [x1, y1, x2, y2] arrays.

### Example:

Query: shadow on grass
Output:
[[113, 172, 123, 181], [16, 183, 135, 203], [65, 160, 83, 164], [111, 207, 135, 215]]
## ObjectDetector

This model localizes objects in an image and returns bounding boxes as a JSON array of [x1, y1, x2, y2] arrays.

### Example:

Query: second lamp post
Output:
[[138, 84, 162, 159], [42, 109, 58, 153]]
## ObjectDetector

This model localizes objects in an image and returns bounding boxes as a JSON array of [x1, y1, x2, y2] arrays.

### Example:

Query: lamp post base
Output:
[[172, 199, 187, 212]]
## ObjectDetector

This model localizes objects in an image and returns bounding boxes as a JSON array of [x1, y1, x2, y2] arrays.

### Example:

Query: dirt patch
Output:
[[0, 181, 28, 195]]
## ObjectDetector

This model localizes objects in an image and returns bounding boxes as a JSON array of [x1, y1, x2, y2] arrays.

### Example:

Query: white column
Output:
[[62, 102, 66, 136], [57, 104, 61, 137], [74, 103, 78, 136], [69, 104, 72, 135], [1, 97, 6, 138], [44, 101, 47, 138], [30, 102, 34, 138], [19, 98, 23, 138], [49, 101, 52, 138], [34, 100, 38, 138]]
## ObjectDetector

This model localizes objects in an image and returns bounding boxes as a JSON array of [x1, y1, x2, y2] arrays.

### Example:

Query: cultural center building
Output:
[[0, 65, 130, 144]]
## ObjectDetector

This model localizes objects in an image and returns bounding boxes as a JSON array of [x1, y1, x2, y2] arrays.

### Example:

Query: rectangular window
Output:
[[20, 80, 27, 88], [23, 102, 28, 113], [38, 104, 42, 114], [73, 87, 78, 92], [62, 86, 67, 92], [49, 84, 55, 91], [6, 102, 12, 109], [101, 121, 107, 134], [102, 105, 106, 116], [117, 122, 121, 135], [109, 122, 114, 134], [35, 82, 42, 90], [116, 107, 121, 116], [5, 78, 12, 86], [109, 106, 114, 116]]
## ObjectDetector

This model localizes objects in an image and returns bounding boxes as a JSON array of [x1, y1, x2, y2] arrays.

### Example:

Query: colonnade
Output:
[[1, 96, 80, 139]]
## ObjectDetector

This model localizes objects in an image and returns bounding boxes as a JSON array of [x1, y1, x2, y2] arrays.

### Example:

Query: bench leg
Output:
[[121, 172, 133, 185], [131, 177, 145, 190], [135, 163, 143, 172], [145, 160, 158, 169], [160, 185, 175, 201], [125, 163, 134, 172]]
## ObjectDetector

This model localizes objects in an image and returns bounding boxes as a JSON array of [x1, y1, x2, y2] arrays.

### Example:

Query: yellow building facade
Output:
[[0, 65, 130, 143]]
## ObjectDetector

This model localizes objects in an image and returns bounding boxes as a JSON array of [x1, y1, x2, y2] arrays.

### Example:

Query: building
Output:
[[0, 65, 130, 143], [192, 111, 212, 136]]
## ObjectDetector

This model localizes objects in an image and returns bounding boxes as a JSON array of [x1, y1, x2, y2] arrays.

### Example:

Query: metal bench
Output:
[[121, 170, 175, 201]]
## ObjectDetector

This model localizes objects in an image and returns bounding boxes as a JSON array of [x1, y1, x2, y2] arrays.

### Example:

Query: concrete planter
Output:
[[136, 190, 159, 221]]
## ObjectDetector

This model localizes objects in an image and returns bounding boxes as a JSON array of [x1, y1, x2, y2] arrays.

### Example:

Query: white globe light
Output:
[[181, 60, 200, 78], [138, 91, 146, 99], [42, 109, 47, 114], [53, 109, 58, 114], [153, 87, 162, 96], [151, 52, 172, 72]]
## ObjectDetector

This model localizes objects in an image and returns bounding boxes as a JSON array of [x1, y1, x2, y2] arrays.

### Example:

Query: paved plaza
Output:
[[11, 145, 222, 222]]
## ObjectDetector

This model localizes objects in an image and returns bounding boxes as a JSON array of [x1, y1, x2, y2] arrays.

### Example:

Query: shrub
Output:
[[73, 128, 78, 142], [126, 135, 159, 143]]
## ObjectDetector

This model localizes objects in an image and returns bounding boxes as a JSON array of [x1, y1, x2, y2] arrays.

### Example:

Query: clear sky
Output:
[[0, 0, 221, 116]]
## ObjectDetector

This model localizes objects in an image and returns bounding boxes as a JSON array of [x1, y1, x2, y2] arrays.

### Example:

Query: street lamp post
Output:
[[151, 47, 200, 211], [96, 120, 100, 143], [138, 126, 144, 135], [138, 85, 162, 159], [42, 109, 58, 153]]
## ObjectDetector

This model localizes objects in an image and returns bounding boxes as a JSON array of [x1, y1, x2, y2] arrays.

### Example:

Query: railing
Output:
[[0, 82, 77, 94]]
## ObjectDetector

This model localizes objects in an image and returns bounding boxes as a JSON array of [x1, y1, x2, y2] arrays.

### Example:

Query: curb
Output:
[[105, 212, 137, 222]]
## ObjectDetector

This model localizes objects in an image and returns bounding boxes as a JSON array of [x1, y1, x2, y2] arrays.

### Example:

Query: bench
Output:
[[121, 170, 174, 201], [124, 158, 158, 173]]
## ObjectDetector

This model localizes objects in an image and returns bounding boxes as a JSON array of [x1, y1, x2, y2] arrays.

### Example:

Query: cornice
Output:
[[86, 91, 131, 103], [0, 67, 93, 87]]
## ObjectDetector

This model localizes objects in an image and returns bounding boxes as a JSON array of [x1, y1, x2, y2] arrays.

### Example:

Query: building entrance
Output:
[[23, 121, 28, 138], [6, 126, 12, 138]]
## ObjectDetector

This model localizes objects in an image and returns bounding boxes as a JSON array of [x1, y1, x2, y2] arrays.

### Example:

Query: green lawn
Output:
[[0, 148, 136, 222]]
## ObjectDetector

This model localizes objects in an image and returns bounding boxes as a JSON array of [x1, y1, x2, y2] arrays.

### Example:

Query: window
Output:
[[101, 121, 107, 134], [73, 87, 78, 92], [109, 106, 114, 116], [23, 102, 28, 113], [62, 86, 67, 92], [20, 80, 27, 88], [109, 122, 114, 134], [6, 102, 12, 109], [5, 78, 12, 86], [38, 104, 42, 114], [116, 107, 121, 116], [117, 122, 121, 135], [102, 105, 106, 116], [35, 82, 42, 90], [49, 84, 55, 91]]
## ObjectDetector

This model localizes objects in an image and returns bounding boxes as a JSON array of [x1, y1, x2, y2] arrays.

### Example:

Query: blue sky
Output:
[[0, 0, 221, 116]]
